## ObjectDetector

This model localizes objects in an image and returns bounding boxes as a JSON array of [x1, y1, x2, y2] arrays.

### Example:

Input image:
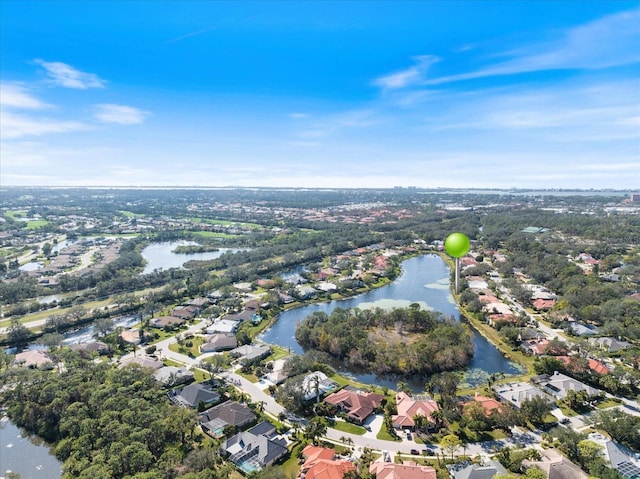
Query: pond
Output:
[[0, 415, 62, 479], [140, 241, 246, 275], [260, 254, 522, 391]]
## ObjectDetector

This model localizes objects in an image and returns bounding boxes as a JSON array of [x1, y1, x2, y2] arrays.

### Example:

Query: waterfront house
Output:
[[531, 372, 600, 400], [324, 387, 384, 424], [393, 392, 440, 430], [201, 333, 238, 353], [494, 382, 552, 409]]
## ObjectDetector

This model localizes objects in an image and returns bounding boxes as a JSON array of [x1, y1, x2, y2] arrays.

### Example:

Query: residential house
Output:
[[521, 338, 551, 355], [567, 322, 599, 336], [324, 387, 384, 424], [371, 461, 438, 479], [589, 337, 631, 353], [532, 298, 556, 311], [522, 449, 587, 479], [301, 371, 339, 401], [169, 382, 220, 409], [483, 302, 513, 316], [150, 315, 185, 329], [68, 341, 109, 355], [185, 297, 210, 308], [298, 445, 355, 479], [119, 356, 163, 370], [200, 400, 257, 438], [604, 441, 640, 479], [494, 382, 552, 409], [264, 358, 288, 385], [392, 392, 440, 431], [230, 343, 271, 365], [154, 366, 194, 386], [12, 350, 53, 369], [171, 305, 199, 320], [295, 284, 317, 299], [447, 460, 507, 479], [206, 319, 241, 334], [531, 372, 600, 400], [588, 358, 610, 375], [201, 333, 238, 353], [120, 329, 141, 345], [462, 395, 502, 416], [221, 421, 288, 472]]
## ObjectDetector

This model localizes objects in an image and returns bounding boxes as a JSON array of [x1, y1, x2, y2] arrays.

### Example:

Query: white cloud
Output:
[[374, 8, 640, 89], [94, 104, 149, 124], [0, 83, 51, 109], [0, 111, 90, 139], [372, 55, 439, 90], [34, 59, 106, 89], [289, 112, 310, 119]]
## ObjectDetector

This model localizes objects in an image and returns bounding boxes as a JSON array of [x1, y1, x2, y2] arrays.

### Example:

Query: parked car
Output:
[[410, 449, 419, 455]]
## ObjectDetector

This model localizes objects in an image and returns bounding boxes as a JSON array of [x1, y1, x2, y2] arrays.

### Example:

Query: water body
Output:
[[19, 262, 43, 272], [0, 416, 62, 479], [61, 315, 140, 345], [141, 241, 245, 275], [260, 254, 521, 391]]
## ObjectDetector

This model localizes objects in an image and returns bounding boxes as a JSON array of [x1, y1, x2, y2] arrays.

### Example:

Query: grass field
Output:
[[190, 231, 241, 239], [332, 420, 366, 435], [169, 336, 205, 357], [25, 220, 50, 230]]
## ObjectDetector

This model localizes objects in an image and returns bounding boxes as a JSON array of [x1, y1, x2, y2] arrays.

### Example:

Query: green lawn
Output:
[[238, 371, 260, 383], [190, 231, 241, 239], [118, 210, 145, 218], [332, 420, 366, 435], [280, 442, 304, 477], [377, 425, 401, 441], [168, 336, 205, 357], [596, 398, 622, 409], [557, 402, 578, 417], [163, 358, 185, 367], [267, 345, 292, 361], [25, 220, 50, 230]]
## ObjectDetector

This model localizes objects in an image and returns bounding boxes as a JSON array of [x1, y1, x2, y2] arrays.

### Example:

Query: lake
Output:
[[260, 254, 521, 391], [140, 241, 246, 274], [0, 416, 62, 479]]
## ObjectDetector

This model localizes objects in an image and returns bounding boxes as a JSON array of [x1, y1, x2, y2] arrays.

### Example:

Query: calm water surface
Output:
[[141, 241, 246, 274], [260, 254, 521, 391], [0, 417, 62, 479]]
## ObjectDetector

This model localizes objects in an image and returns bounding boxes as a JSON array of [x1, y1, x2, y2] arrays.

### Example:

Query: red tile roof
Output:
[[588, 358, 610, 375], [392, 392, 439, 429], [370, 461, 438, 479], [324, 389, 384, 423], [300, 446, 355, 479]]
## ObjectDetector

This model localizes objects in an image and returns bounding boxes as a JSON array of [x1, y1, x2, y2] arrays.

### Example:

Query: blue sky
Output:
[[1, 1, 639, 189]]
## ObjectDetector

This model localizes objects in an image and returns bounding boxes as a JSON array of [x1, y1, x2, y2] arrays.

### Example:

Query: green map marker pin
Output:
[[445, 232, 470, 258]]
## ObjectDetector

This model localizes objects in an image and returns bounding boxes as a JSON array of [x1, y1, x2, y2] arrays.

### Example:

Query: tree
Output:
[[40, 332, 64, 350], [93, 317, 115, 338], [441, 433, 462, 460], [304, 417, 328, 445], [8, 317, 31, 347], [524, 468, 547, 479], [520, 396, 552, 426]]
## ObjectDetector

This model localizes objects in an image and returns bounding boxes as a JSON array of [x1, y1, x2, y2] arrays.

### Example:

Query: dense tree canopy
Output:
[[295, 306, 474, 375], [3, 355, 200, 479]]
